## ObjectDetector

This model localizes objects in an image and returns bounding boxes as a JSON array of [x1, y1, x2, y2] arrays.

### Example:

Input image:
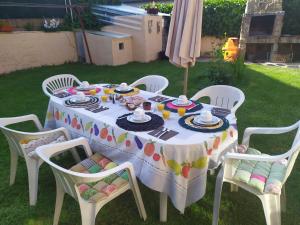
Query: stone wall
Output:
[[0, 31, 78, 75]]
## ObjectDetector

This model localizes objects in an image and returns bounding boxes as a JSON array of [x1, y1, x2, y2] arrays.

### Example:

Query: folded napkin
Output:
[[148, 96, 170, 103], [211, 107, 231, 117], [54, 92, 71, 98], [148, 127, 179, 141], [85, 106, 109, 113]]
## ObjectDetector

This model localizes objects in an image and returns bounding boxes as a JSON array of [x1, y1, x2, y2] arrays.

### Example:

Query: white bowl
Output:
[[133, 108, 145, 121], [194, 110, 213, 124], [177, 95, 189, 105]]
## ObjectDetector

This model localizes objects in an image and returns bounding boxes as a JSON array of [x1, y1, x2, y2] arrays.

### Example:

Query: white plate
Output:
[[127, 114, 152, 123], [115, 86, 133, 92], [76, 86, 96, 91], [172, 99, 193, 106], [69, 96, 90, 103], [193, 116, 221, 126]]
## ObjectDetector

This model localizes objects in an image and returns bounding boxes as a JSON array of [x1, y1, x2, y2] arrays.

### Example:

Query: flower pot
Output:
[[147, 8, 159, 15], [0, 25, 13, 32]]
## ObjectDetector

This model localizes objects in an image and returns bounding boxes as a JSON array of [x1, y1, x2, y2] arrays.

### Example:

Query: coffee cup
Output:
[[178, 95, 188, 104], [195, 110, 213, 123], [76, 92, 86, 101], [133, 108, 145, 121], [119, 82, 128, 91], [81, 81, 89, 88]]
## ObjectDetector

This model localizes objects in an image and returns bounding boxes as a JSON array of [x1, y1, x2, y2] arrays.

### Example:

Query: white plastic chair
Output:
[[130, 75, 169, 94], [212, 120, 300, 225], [36, 137, 147, 225], [42, 74, 82, 97], [0, 114, 80, 206], [190, 85, 245, 114]]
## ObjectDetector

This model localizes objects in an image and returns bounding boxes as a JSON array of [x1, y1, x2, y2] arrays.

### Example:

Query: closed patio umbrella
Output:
[[165, 0, 203, 95]]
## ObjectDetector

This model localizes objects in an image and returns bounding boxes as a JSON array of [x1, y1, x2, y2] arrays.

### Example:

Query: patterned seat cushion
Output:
[[20, 133, 66, 158], [70, 153, 129, 203], [232, 145, 287, 195]]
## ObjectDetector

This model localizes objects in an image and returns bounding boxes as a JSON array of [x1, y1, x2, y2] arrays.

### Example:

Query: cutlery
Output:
[[86, 105, 99, 110], [117, 114, 130, 120], [155, 128, 167, 137], [158, 128, 170, 138]]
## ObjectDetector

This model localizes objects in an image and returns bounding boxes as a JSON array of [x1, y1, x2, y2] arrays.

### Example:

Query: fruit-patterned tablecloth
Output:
[[44, 87, 238, 213]]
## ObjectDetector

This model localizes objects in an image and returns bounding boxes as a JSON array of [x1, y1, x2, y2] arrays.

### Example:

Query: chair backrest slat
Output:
[[191, 85, 245, 113], [130, 75, 169, 94], [42, 74, 82, 97], [284, 122, 300, 182]]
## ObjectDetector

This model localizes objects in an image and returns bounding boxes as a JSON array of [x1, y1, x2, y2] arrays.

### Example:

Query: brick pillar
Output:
[[270, 11, 285, 62], [239, 14, 251, 59]]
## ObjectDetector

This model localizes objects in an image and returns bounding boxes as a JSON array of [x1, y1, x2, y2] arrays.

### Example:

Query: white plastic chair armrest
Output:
[[17, 127, 71, 140], [37, 141, 135, 183], [225, 152, 287, 163], [38, 137, 92, 158], [1, 114, 43, 131], [242, 123, 299, 146], [231, 94, 245, 114]]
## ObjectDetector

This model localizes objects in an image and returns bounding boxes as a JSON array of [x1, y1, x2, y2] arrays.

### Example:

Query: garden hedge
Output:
[[143, 0, 300, 37], [282, 0, 300, 35]]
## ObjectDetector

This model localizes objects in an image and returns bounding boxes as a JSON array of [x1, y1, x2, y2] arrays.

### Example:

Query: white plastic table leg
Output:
[[160, 192, 168, 222], [230, 184, 239, 192], [212, 168, 224, 225], [26, 159, 39, 206], [53, 184, 65, 225], [281, 185, 286, 212], [260, 194, 281, 225], [9, 150, 18, 185]]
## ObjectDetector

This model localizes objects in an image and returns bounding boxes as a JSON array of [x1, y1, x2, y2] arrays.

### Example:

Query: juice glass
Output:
[[162, 110, 171, 120], [101, 95, 108, 102], [89, 90, 97, 96], [104, 88, 111, 95], [157, 103, 165, 111], [177, 107, 186, 117]]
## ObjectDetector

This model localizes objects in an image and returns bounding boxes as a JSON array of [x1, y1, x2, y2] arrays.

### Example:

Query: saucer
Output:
[[192, 116, 221, 126], [127, 114, 152, 123], [172, 99, 193, 106], [69, 96, 90, 103], [76, 86, 96, 91], [115, 86, 133, 92]]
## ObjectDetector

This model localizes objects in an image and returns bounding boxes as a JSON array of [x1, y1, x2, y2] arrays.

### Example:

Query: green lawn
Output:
[[0, 61, 299, 225]]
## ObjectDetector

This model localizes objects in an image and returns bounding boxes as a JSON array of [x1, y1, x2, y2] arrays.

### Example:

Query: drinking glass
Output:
[[162, 110, 170, 120], [101, 95, 108, 102], [89, 90, 97, 96], [104, 88, 111, 95], [177, 107, 186, 117], [157, 103, 165, 111]]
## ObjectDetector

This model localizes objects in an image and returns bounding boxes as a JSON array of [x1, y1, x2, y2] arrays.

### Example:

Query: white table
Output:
[[45, 85, 238, 221]]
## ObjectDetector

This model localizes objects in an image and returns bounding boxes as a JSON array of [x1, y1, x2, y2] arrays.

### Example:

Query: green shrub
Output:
[[142, 0, 246, 37], [77, 0, 121, 5], [206, 43, 245, 84], [62, 9, 101, 31], [282, 0, 300, 35], [142, 2, 173, 14], [203, 0, 246, 37], [23, 23, 34, 31]]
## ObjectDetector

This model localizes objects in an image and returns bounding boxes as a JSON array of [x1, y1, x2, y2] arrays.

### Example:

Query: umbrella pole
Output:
[[183, 66, 189, 96]]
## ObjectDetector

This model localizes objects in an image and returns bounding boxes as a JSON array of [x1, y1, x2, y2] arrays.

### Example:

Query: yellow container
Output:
[[222, 37, 240, 62]]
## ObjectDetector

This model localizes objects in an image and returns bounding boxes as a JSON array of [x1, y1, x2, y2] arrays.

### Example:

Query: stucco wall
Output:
[[102, 15, 163, 63], [0, 31, 77, 75], [200, 36, 226, 57], [84, 32, 133, 66]]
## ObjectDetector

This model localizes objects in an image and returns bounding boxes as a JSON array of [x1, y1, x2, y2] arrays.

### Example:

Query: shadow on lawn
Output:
[[0, 61, 299, 225]]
